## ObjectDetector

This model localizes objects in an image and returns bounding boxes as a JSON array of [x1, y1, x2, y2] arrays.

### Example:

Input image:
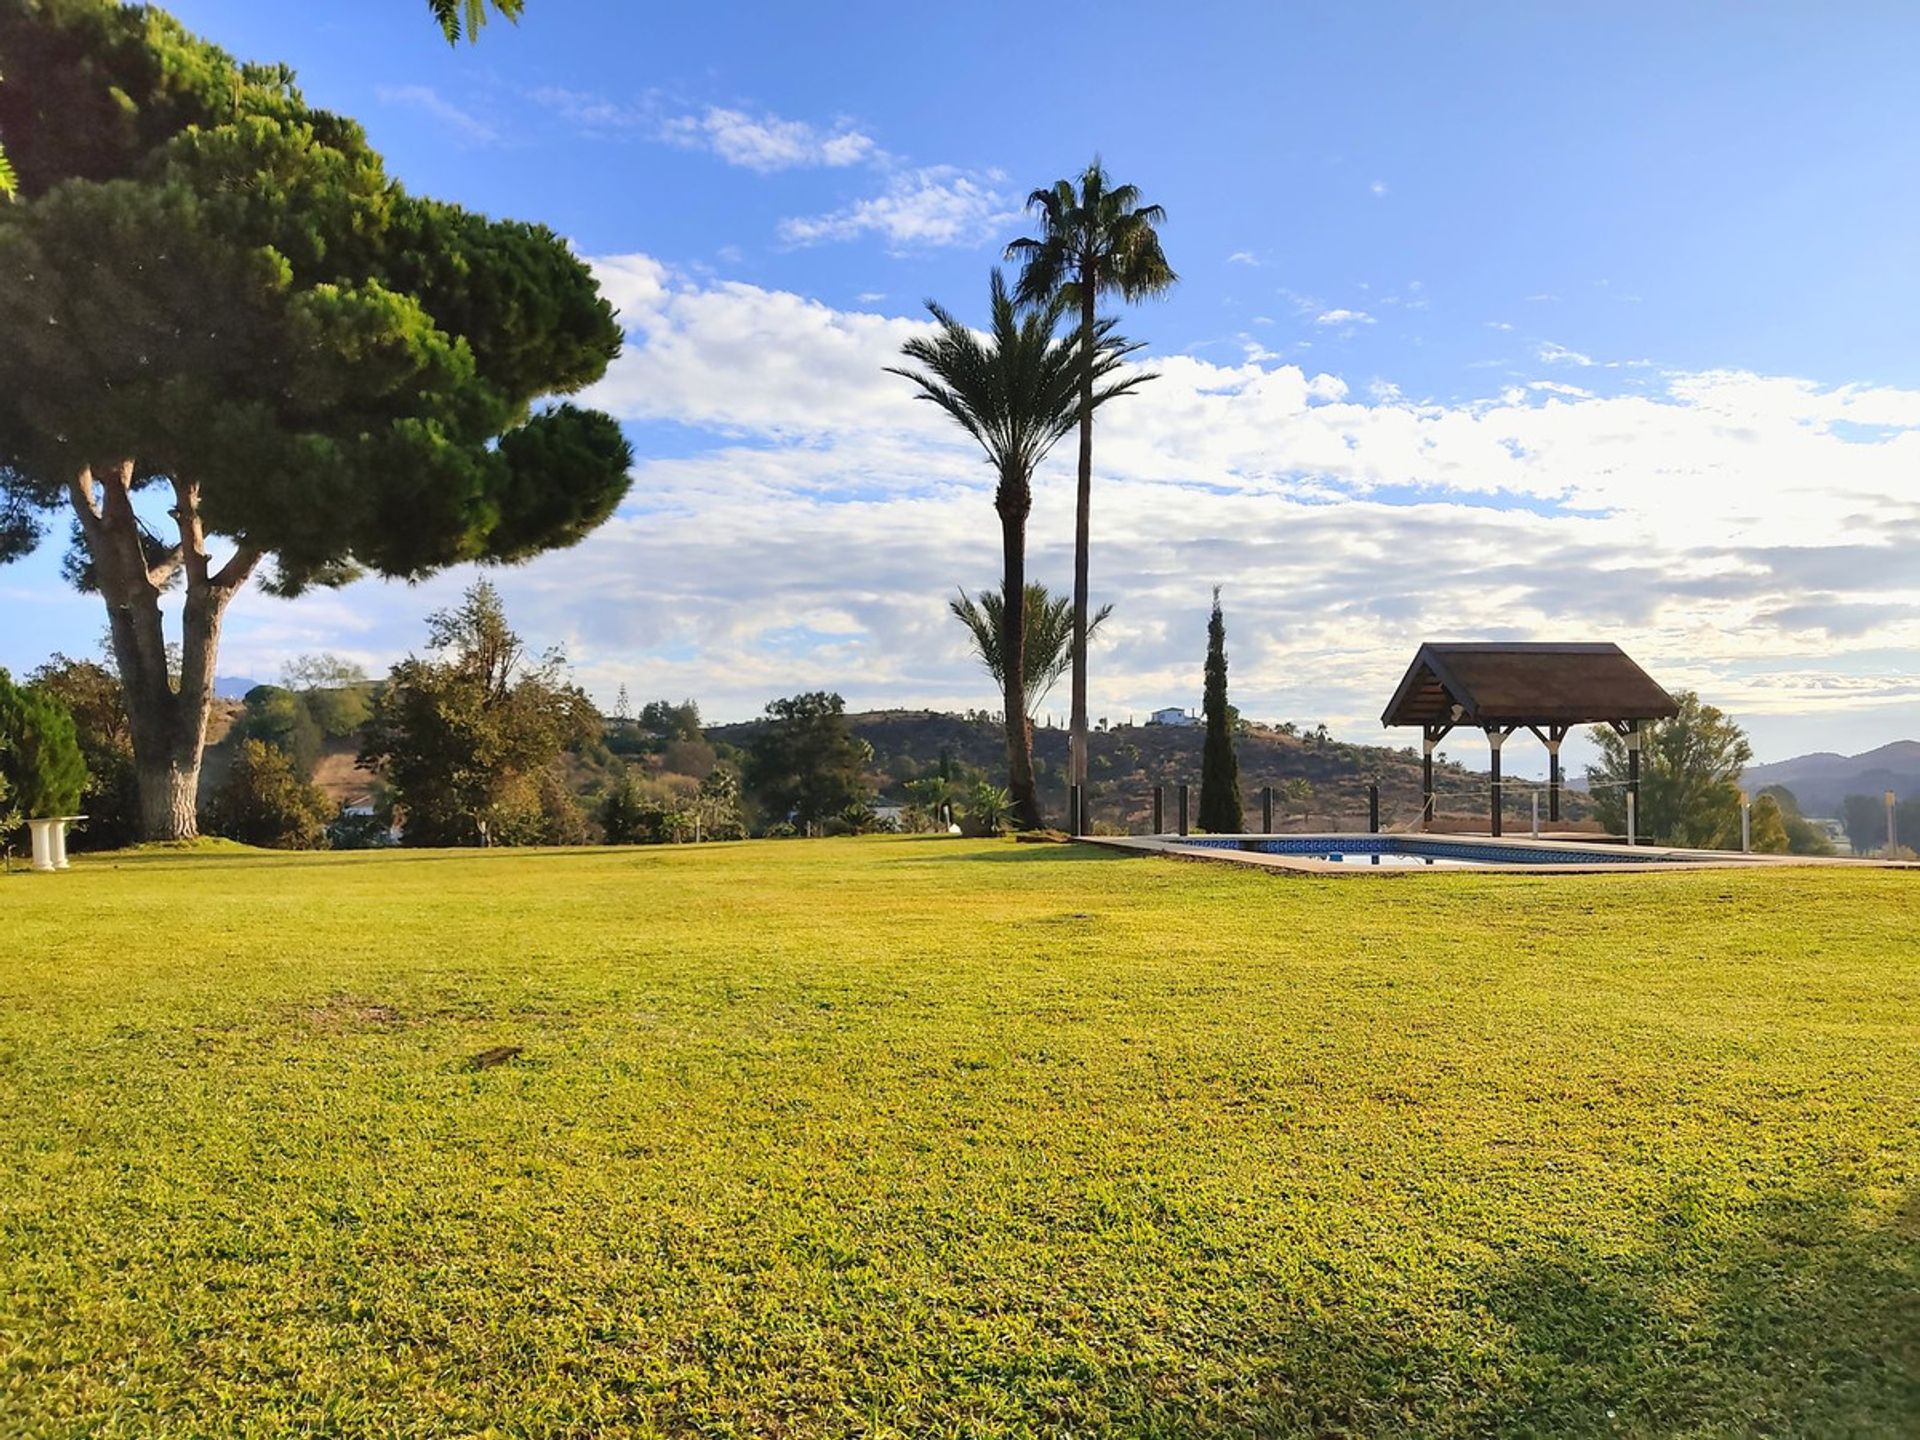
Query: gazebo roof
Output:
[[1381, 642, 1678, 728]]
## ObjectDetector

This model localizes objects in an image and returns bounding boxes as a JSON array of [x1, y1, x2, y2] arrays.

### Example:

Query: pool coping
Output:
[[1085, 832, 1920, 876]]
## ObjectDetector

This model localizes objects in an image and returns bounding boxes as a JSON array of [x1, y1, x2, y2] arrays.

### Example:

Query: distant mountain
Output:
[[214, 675, 262, 700], [1743, 741, 1920, 816]]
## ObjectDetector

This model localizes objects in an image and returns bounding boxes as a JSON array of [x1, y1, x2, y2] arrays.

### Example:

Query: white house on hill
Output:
[[1148, 706, 1198, 727]]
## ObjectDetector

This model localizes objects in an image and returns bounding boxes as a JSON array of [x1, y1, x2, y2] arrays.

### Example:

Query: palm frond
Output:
[[0, 141, 14, 202], [430, 0, 524, 44], [951, 582, 1113, 709]]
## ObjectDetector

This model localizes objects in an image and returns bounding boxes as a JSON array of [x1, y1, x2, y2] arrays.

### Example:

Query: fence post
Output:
[[1261, 785, 1273, 834], [1152, 785, 1164, 835], [1530, 790, 1539, 839], [1177, 783, 1190, 837], [1626, 790, 1637, 848], [1368, 784, 1379, 834], [1888, 790, 1899, 858], [1739, 791, 1751, 853]]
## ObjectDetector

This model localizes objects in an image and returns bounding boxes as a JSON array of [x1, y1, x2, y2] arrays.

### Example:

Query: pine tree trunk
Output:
[[999, 479, 1042, 831], [1069, 287, 1097, 825], [135, 747, 202, 840], [67, 462, 258, 843]]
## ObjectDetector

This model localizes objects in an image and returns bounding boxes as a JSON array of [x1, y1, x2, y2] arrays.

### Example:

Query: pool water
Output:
[[1174, 834, 1677, 866]]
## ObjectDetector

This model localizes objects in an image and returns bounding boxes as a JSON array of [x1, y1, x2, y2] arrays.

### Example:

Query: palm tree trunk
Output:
[[1069, 286, 1097, 831], [999, 474, 1043, 831]]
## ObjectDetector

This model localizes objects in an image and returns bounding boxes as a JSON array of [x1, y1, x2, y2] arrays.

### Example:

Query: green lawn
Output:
[[2, 838, 1915, 1437]]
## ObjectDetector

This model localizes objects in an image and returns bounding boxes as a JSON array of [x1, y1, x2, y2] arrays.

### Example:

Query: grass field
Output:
[[2, 837, 1915, 1437]]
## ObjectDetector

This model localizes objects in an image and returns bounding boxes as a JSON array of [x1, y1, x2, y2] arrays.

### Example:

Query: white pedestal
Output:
[[27, 818, 57, 872]]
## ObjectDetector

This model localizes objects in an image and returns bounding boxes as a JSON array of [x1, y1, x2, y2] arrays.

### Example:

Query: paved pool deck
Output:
[[1087, 832, 1920, 877]]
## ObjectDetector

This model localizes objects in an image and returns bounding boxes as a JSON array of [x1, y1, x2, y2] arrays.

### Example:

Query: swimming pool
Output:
[[1173, 834, 1680, 866]]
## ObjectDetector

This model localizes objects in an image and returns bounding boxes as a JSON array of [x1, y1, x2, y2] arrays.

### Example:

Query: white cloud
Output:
[[1485, 320, 1513, 331], [1227, 251, 1260, 266], [1370, 179, 1388, 196], [659, 105, 880, 172], [778, 167, 1015, 251], [376, 85, 498, 145], [1536, 340, 1594, 366], [219, 255, 1920, 762], [1314, 308, 1376, 327]]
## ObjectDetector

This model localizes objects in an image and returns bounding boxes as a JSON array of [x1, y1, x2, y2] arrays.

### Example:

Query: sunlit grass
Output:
[[3, 837, 1915, 1436]]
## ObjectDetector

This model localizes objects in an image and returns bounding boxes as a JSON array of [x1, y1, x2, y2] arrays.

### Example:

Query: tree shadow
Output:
[[1066, 1181, 1918, 1436], [903, 843, 1137, 864]]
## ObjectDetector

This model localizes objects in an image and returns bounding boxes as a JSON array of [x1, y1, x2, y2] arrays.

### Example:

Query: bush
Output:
[[206, 740, 330, 849], [0, 668, 89, 826]]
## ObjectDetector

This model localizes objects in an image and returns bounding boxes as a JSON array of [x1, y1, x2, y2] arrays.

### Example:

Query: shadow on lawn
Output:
[[905, 843, 1134, 864], [1088, 1182, 1918, 1437]]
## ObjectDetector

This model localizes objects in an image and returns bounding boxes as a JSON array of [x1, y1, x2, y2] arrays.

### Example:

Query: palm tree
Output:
[[950, 583, 1113, 714], [1005, 160, 1175, 830], [428, 0, 526, 43], [890, 271, 1145, 829]]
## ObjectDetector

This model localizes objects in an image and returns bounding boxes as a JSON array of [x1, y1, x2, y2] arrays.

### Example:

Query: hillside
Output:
[[710, 709, 1594, 832], [1743, 740, 1920, 815]]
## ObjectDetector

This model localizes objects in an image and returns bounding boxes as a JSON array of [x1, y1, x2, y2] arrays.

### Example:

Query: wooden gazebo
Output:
[[1381, 642, 1678, 838]]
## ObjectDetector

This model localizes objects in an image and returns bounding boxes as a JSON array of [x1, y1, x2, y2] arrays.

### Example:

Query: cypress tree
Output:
[[1198, 588, 1243, 832]]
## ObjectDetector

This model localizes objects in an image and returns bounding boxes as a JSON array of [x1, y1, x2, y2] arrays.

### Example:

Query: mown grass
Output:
[[2, 837, 1915, 1437]]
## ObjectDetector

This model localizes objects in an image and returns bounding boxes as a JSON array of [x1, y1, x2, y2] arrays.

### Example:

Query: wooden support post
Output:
[[1152, 785, 1164, 835], [1626, 721, 1641, 847], [1486, 726, 1505, 838], [1548, 725, 1566, 823], [1177, 783, 1189, 837], [1368, 783, 1379, 834], [1261, 785, 1273, 834], [1069, 784, 1083, 837]]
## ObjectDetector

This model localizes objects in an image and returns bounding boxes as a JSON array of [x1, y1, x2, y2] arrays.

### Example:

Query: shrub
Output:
[[206, 740, 330, 849], [0, 668, 89, 825]]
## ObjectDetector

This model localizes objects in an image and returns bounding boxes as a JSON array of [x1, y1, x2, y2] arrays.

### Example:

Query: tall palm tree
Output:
[[890, 271, 1145, 829], [950, 583, 1113, 714], [1006, 160, 1175, 830]]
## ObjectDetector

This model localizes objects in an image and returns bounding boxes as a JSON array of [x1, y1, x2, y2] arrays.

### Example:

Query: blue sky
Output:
[[7, 0, 1920, 776]]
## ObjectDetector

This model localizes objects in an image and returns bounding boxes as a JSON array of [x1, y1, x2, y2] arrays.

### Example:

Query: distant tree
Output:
[[1747, 793, 1791, 855], [0, 1, 629, 839], [0, 667, 88, 829], [744, 692, 870, 831], [360, 581, 595, 846], [612, 684, 632, 723], [231, 685, 325, 778], [949, 583, 1114, 714], [282, 654, 374, 738], [28, 652, 139, 848], [1006, 161, 1175, 805], [1197, 587, 1242, 832], [1755, 784, 1834, 856], [1281, 777, 1314, 827], [1584, 692, 1751, 848], [206, 738, 330, 848], [893, 271, 1145, 830], [638, 699, 704, 743], [1841, 793, 1886, 854], [694, 766, 746, 841]]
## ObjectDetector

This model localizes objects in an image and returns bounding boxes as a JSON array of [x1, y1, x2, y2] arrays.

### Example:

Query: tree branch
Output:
[[169, 474, 209, 585], [66, 466, 103, 538], [211, 544, 262, 593]]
